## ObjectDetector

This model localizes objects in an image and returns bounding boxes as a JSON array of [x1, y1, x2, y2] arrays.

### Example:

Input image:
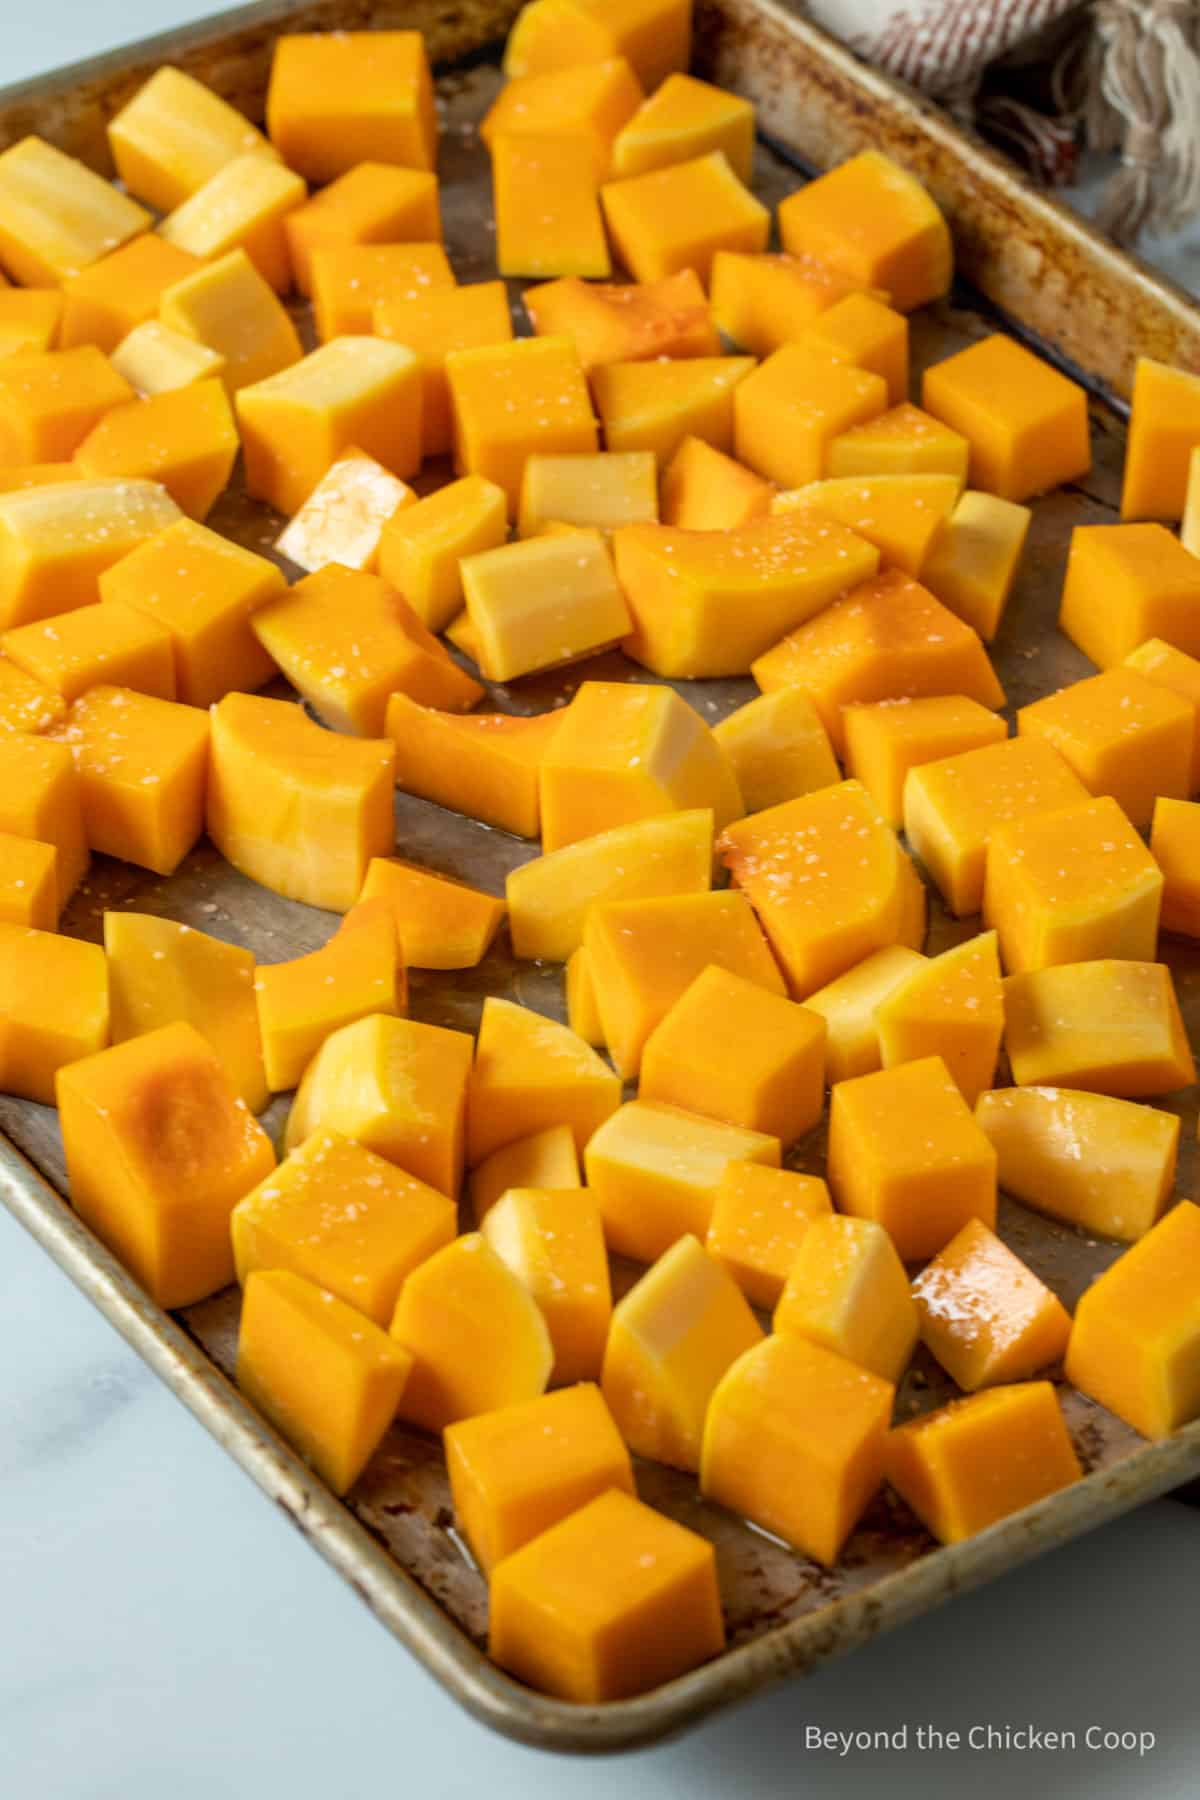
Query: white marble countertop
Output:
[[3, 8, 1200, 1798]]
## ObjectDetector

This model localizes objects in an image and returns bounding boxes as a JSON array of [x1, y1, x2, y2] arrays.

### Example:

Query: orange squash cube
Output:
[[466, 995, 620, 1166], [0, 833, 57, 930], [384, 693, 563, 839], [735, 344, 887, 489], [702, 1332, 894, 1565], [797, 292, 909, 406], [518, 450, 657, 539], [378, 474, 507, 632], [359, 858, 504, 971], [773, 473, 960, 577], [707, 1162, 832, 1309], [266, 31, 436, 182], [920, 489, 1031, 642], [712, 686, 839, 813], [238, 1269, 411, 1494], [1121, 356, 1200, 521], [0, 464, 77, 496], [592, 355, 756, 466], [1004, 960, 1195, 1098], [827, 401, 970, 483], [885, 1382, 1081, 1543], [159, 156, 307, 294], [804, 945, 929, 1085], [523, 268, 718, 368], [877, 931, 1004, 1106], [53, 685, 208, 876], [447, 1384, 632, 1573], [488, 1487, 723, 1704], [481, 57, 643, 179], [468, 1122, 581, 1225], [1018, 667, 1193, 829], [828, 1054, 997, 1262], [73, 379, 239, 521], [483, 1186, 612, 1384], [2, 602, 175, 705], [309, 242, 454, 343], [0, 731, 86, 905], [0, 921, 107, 1102], [774, 1213, 918, 1384], [1184, 446, 1200, 556], [274, 448, 413, 576], [709, 249, 875, 357], [566, 947, 604, 1045], [1059, 522, 1200, 669], [1125, 639, 1200, 789], [57, 1020, 275, 1307], [0, 290, 63, 356], [778, 149, 952, 312], [1152, 796, 1200, 936], [461, 530, 630, 683], [922, 333, 1091, 501], [503, 0, 691, 93], [232, 1129, 454, 1327], [0, 137, 149, 287], [110, 321, 227, 397], [844, 694, 1006, 828], [374, 281, 513, 461], [285, 162, 441, 298], [159, 249, 301, 394], [914, 1217, 1071, 1391], [1066, 1199, 1200, 1439], [60, 237, 199, 354], [613, 71, 753, 182], [446, 336, 597, 513], [661, 435, 770, 532], [0, 477, 182, 631], [601, 151, 769, 285], [107, 67, 277, 215], [254, 900, 403, 1093], [0, 346, 133, 464]]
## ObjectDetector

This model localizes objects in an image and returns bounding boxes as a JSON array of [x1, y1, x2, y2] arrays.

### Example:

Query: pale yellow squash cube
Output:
[[876, 930, 1004, 1107], [275, 447, 414, 575], [518, 451, 657, 538], [468, 1122, 581, 1226], [920, 489, 1031, 641], [774, 1213, 918, 1384], [460, 529, 631, 682], [159, 248, 302, 393], [803, 945, 928, 1085], [0, 477, 182, 630], [483, 1186, 612, 1385], [466, 995, 620, 1166], [160, 155, 307, 294], [1004, 961, 1195, 1098], [377, 474, 507, 634], [0, 137, 150, 286], [110, 321, 227, 396], [108, 67, 277, 213], [712, 686, 840, 814]]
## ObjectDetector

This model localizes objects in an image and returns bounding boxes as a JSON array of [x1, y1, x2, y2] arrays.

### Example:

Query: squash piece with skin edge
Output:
[[104, 911, 267, 1114], [275, 449, 415, 576], [107, 66, 278, 215], [446, 336, 597, 515], [159, 155, 307, 295], [483, 1186, 612, 1385], [237, 1269, 412, 1496], [374, 283, 514, 462], [712, 687, 840, 815], [843, 695, 1007, 829], [3, 603, 176, 706], [460, 531, 631, 684], [0, 834, 58, 930], [774, 1214, 918, 1385], [701, 1332, 894, 1567], [57, 1021, 275, 1309], [600, 152, 769, 286], [876, 931, 1004, 1108], [493, 135, 611, 281], [466, 996, 620, 1167], [1019, 666, 1194, 830], [601, 1233, 763, 1471], [110, 322, 227, 397], [231, 1130, 455, 1328], [0, 922, 108, 1104], [0, 731, 87, 907], [518, 452, 657, 539], [390, 1233, 552, 1432], [377, 475, 508, 633], [0, 137, 151, 287], [285, 162, 442, 298], [612, 73, 753, 182], [661, 435, 772, 531], [523, 270, 718, 369], [254, 899, 405, 1093], [921, 490, 1031, 642], [266, 30, 437, 183], [60, 236, 200, 355], [734, 344, 888, 490], [468, 1122, 581, 1226], [591, 356, 756, 465], [707, 1163, 833, 1310], [503, 0, 692, 94], [359, 859, 504, 972], [159, 249, 302, 395], [1004, 961, 1195, 1099], [772, 474, 960, 578], [913, 1218, 1072, 1391], [804, 945, 929, 1086], [53, 686, 208, 877], [922, 333, 1090, 502], [1125, 640, 1200, 790], [384, 693, 564, 839], [207, 693, 395, 912], [827, 402, 970, 483], [73, 379, 239, 522], [565, 946, 605, 1049], [0, 477, 183, 632], [778, 150, 952, 312]]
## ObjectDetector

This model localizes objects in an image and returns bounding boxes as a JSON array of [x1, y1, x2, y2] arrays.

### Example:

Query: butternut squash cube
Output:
[[207, 692, 394, 911], [507, 807, 711, 962], [494, 134, 610, 280], [975, 1086, 1179, 1243], [524, 268, 718, 368], [565, 946, 604, 1048], [914, 1218, 1071, 1391], [796, 292, 909, 406], [0, 137, 150, 287], [539, 679, 741, 852], [503, 0, 691, 93], [712, 686, 840, 813], [518, 451, 656, 539], [828, 1054, 997, 1262], [601, 150, 769, 285], [904, 735, 1090, 918], [778, 149, 951, 312], [54, 685, 208, 875], [844, 694, 1006, 829], [57, 1020, 275, 1307], [707, 1162, 832, 1309], [252, 565, 481, 735], [310, 242, 454, 342], [661, 435, 771, 532], [1059, 522, 1200, 669], [1004, 960, 1195, 1097], [0, 346, 133, 465], [285, 162, 441, 298], [827, 401, 970, 483], [1152, 796, 1200, 936], [447, 1383, 632, 1573], [710, 249, 875, 357], [238, 1269, 411, 1494], [482, 55, 642, 177], [104, 910, 267, 1114], [640, 963, 825, 1142], [374, 282, 514, 461], [602, 1233, 763, 1469], [0, 465, 77, 496], [0, 475, 182, 631], [446, 336, 597, 513], [920, 490, 1031, 642], [1126, 639, 1200, 789], [585, 890, 784, 1078], [483, 1186, 612, 1384], [488, 1487, 723, 1704], [384, 692, 563, 838], [74, 379, 239, 521], [773, 473, 959, 578], [107, 66, 277, 214], [110, 321, 226, 397], [1121, 355, 1200, 521], [1018, 667, 1193, 829], [774, 1213, 918, 1384], [0, 290, 62, 357], [0, 833, 57, 930], [266, 31, 436, 182], [592, 356, 756, 467], [585, 1099, 780, 1263], [466, 995, 620, 1166], [612, 72, 753, 183], [377, 474, 507, 633], [3, 602, 174, 705], [0, 921, 107, 1101], [615, 511, 880, 680], [460, 529, 631, 683], [1065, 1199, 1200, 1439], [734, 344, 888, 489], [159, 156, 307, 295], [275, 448, 413, 577], [159, 249, 301, 393], [468, 1122, 581, 1225], [232, 1129, 454, 1326], [254, 900, 403, 1093], [718, 780, 926, 998], [877, 930, 1004, 1106], [702, 1332, 893, 1565], [0, 731, 87, 905], [922, 333, 1091, 501], [804, 945, 929, 1085], [359, 858, 504, 971], [885, 1381, 1081, 1544], [1184, 445, 1200, 557]]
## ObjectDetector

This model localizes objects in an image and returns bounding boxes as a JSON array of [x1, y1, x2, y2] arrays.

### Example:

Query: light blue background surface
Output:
[[3, 9, 1200, 1798]]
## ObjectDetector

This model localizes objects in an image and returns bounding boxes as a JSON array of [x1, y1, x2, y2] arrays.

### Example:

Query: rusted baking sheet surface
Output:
[[2, 0, 1200, 1755]]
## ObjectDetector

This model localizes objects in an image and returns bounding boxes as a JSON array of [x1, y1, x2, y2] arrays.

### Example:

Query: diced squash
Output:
[[255, 899, 403, 1092], [827, 402, 970, 483], [360, 858, 504, 971], [1126, 639, 1200, 790], [446, 1383, 632, 1572], [159, 249, 302, 393], [207, 692, 394, 911], [844, 694, 1006, 829], [0, 292, 42, 355], [467, 995, 620, 1166], [804, 945, 929, 1085], [0, 731, 87, 906], [519, 451, 657, 538], [827, 1054, 997, 1261], [378, 475, 508, 633], [503, 0, 692, 93], [585, 1098, 780, 1263], [1018, 667, 1193, 830], [734, 344, 888, 489], [709, 249, 876, 357], [384, 692, 564, 838], [922, 333, 1090, 501], [374, 281, 513, 460], [285, 161, 441, 297], [57, 1020, 275, 1307], [468, 1121, 581, 1225], [613, 71, 753, 182], [1152, 796, 1200, 936], [591, 355, 755, 465], [110, 321, 227, 396], [921, 490, 1031, 641], [0, 136, 150, 287], [661, 436, 771, 531], [61, 238, 199, 354], [493, 135, 610, 280], [701, 1332, 893, 1565], [565, 945, 605, 1047], [446, 336, 597, 513], [1065, 1200, 1200, 1439], [877, 930, 1003, 1106], [1004, 960, 1195, 1098], [266, 30, 437, 182], [600, 151, 769, 285], [310, 242, 454, 341], [885, 1382, 1081, 1544], [483, 1186, 612, 1384], [0, 476, 182, 631], [104, 910, 267, 1113], [975, 1086, 1179, 1243], [524, 269, 718, 368], [913, 1218, 1071, 1390], [3, 602, 174, 704], [488, 1488, 723, 1705], [712, 686, 840, 813], [108, 66, 278, 213], [0, 921, 107, 1102], [0, 464, 78, 495], [286, 1012, 473, 1196], [0, 833, 57, 930], [160, 155, 307, 294], [232, 1129, 455, 1326], [74, 379, 239, 520], [602, 1233, 763, 1469], [707, 1162, 832, 1309], [796, 292, 909, 406], [1058, 522, 1200, 669], [774, 1213, 918, 1384], [460, 530, 630, 682], [773, 473, 958, 578], [0, 656, 66, 738], [1184, 446, 1200, 557], [1121, 356, 1200, 521], [0, 345, 133, 464], [53, 685, 208, 876], [778, 149, 952, 311], [275, 448, 414, 575], [482, 55, 642, 179]]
